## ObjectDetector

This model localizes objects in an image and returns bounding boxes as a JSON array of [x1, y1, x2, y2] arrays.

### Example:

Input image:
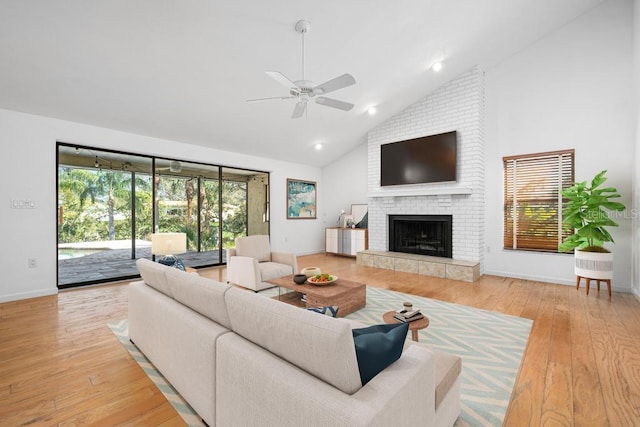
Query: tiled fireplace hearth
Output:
[[356, 250, 480, 282]]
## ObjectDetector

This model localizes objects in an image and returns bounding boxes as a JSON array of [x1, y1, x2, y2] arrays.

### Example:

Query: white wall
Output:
[[633, 0, 640, 298], [485, 0, 635, 291], [1, 108, 324, 302], [320, 141, 368, 231]]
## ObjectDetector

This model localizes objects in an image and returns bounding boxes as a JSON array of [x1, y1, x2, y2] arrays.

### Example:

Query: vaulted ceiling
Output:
[[0, 0, 605, 166]]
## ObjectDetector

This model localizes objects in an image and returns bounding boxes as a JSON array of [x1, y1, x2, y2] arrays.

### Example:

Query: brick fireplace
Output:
[[365, 66, 485, 272]]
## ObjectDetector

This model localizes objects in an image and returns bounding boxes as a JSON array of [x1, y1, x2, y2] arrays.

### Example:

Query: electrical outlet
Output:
[[28, 258, 37, 268], [10, 199, 36, 209]]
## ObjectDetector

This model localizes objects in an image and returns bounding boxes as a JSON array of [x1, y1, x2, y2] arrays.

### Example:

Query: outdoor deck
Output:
[[58, 246, 224, 287]]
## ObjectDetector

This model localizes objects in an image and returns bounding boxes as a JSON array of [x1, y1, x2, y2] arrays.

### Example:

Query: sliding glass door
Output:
[[57, 143, 269, 288]]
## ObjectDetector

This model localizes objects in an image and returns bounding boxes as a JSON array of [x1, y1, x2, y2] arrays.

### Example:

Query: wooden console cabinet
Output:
[[325, 227, 368, 257]]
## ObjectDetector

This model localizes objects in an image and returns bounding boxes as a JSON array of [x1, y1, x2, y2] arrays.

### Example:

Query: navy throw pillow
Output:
[[306, 306, 339, 317], [352, 323, 409, 385]]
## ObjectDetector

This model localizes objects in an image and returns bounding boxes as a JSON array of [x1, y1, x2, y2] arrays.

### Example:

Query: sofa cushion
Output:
[[235, 235, 271, 262], [352, 323, 409, 385], [165, 267, 232, 329], [432, 349, 462, 410], [258, 262, 294, 281], [224, 287, 362, 395], [136, 258, 172, 297]]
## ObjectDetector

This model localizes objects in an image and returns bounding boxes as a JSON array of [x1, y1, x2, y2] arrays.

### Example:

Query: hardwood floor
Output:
[[2, 253, 640, 425]]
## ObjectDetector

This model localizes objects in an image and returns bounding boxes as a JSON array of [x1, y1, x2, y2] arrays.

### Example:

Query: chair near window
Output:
[[226, 235, 298, 292]]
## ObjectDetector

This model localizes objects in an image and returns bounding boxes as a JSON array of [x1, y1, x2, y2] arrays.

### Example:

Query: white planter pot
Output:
[[574, 250, 613, 280]]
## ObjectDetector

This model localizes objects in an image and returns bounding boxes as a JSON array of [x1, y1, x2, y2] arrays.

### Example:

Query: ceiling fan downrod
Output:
[[295, 19, 310, 82]]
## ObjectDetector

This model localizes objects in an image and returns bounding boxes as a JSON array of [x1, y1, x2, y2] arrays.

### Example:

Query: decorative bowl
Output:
[[293, 274, 308, 285], [301, 267, 321, 277], [307, 275, 338, 286]]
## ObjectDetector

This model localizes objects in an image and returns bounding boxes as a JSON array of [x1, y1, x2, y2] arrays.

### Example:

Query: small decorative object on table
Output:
[[394, 306, 424, 323], [293, 274, 308, 284], [337, 209, 346, 227], [307, 274, 338, 285], [301, 267, 321, 277]]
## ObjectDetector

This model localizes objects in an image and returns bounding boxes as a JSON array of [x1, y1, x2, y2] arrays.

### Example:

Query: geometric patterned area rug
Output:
[[344, 286, 533, 427], [110, 286, 532, 427]]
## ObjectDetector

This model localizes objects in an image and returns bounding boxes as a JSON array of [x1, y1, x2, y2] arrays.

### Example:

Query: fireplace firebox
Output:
[[388, 215, 452, 258]]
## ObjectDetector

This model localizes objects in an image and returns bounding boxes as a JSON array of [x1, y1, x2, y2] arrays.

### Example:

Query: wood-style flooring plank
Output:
[[540, 284, 573, 426], [583, 295, 640, 425], [503, 283, 556, 426], [568, 284, 608, 426]]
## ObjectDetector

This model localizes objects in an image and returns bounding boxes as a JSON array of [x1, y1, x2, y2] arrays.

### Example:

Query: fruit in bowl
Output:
[[307, 273, 337, 285]]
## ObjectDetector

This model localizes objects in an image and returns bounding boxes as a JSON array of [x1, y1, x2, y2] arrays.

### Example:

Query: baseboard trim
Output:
[[484, 269, 634, 293], [0, 288, 58, 303]]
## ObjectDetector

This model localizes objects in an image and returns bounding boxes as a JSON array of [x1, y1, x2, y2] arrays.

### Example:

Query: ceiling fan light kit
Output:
[[247, 19, 356, 119]]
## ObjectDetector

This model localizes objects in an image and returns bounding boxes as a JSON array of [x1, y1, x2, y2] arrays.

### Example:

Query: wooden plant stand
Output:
[[576, 275, 611, 298]]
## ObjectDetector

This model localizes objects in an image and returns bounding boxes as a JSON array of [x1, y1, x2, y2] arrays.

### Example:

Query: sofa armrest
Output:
[[217, 334, 436, 426], [271, 251, 298, 273], [226, 256, 261, 290], [348, 345, 437, 425]]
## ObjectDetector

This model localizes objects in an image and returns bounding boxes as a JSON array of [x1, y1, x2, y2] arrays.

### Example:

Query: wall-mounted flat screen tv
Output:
[[380, 130, 457, 186]]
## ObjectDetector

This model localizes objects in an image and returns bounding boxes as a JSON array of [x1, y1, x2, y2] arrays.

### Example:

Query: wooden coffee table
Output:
[[382, 310, 429, 342], [267, 275, 366, 317]]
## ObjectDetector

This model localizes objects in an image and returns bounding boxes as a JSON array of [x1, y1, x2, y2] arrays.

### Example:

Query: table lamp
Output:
[[151, 232, 187, 271]]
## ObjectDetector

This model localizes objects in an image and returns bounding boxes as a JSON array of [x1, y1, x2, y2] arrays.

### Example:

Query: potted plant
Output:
[[558, 170, 626, 280]]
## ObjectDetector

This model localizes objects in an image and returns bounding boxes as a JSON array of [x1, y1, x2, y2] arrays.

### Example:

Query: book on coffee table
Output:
[[395, 308, 421, 318], [393, 313, 424, 323]]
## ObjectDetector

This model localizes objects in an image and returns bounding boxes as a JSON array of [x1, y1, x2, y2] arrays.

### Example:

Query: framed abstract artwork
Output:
[[287, 178, 317, 219]]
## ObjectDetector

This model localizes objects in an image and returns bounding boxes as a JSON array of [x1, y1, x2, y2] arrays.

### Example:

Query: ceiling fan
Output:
[[247, 19, 356, 119], [156, 160, 182, 173]]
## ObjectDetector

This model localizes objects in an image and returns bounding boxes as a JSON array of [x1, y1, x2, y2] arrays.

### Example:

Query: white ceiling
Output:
[[0, 0, 605, 166]]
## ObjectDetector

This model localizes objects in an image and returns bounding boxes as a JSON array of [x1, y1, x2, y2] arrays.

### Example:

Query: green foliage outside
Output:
[[58, 167, 247, 251], [558, 170, 626, 253]]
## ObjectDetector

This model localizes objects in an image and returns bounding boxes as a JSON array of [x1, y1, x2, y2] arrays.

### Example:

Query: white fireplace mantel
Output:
[[367, 186, 472, 198]]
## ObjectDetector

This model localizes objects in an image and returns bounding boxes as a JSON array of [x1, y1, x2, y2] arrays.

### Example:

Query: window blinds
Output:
[[503, 150, 574, 252]]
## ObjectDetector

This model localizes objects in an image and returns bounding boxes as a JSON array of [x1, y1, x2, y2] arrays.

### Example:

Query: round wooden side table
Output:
[[382, 310, 429, 342]]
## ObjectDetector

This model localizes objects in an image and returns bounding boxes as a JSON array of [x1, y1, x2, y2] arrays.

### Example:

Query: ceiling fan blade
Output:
[[292, 101, 306, 119], [315, 97, 354, 111], [266, 71, 300, 91], [313, 73, 356, 95], [246, 96, 295, 103]]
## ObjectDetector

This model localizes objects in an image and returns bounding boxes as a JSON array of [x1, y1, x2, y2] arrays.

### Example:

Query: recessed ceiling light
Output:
[[431, 61, 443, 72], [314, 143, 323, 150], [367, 107, 377, 115]]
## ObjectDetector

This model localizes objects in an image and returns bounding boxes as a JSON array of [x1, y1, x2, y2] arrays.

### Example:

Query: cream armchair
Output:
[[226, 235, 298, 291]]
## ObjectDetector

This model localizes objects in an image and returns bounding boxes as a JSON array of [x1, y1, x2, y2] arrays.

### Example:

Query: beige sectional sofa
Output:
[[129, 259, 461, 426]]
